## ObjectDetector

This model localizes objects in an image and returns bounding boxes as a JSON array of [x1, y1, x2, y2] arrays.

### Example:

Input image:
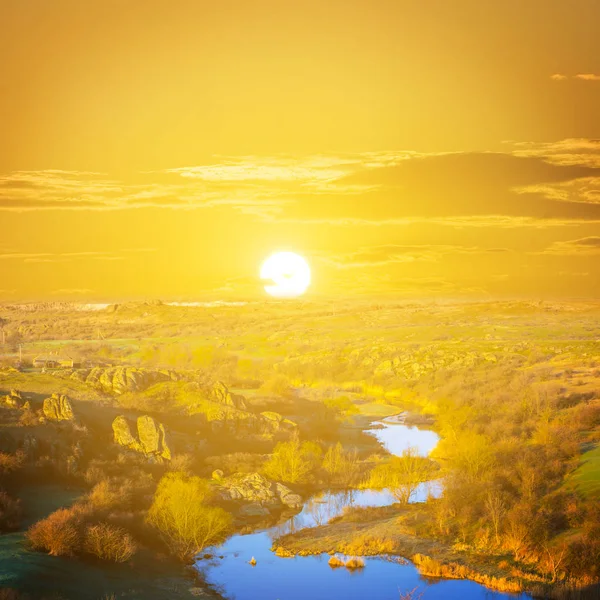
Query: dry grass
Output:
[[328, 555, 345, 568], [412, 554, 523, 594], [345, 556, 365, 569]]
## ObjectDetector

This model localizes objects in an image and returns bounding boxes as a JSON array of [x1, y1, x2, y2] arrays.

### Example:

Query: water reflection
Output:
[[196, 418, 525, 600]]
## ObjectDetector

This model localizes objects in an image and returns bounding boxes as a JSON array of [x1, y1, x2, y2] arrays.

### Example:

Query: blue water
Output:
[[196, 415, 527, 600]]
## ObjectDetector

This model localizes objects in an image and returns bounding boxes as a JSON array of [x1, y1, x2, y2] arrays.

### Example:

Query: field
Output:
[[1, 298, 600, 598]]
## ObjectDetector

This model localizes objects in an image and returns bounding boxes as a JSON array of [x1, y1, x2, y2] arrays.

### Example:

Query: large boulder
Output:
[[42, 393, 75, 422], [112, 415, 142, 451], [215, 472, 302, 511], [112, 414, 171, 461]]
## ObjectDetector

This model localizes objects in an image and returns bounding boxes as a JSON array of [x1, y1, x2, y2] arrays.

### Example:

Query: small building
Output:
[[33, 354, 74, 369]]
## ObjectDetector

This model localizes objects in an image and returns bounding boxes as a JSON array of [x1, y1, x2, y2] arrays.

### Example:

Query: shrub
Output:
[[0, 491, 22, 532], [27, 508, 81, 556], [328, 555, 345, 568], [84, 523, 137, 563], [87, 479, 128, 511], [345, 557, 365, 569], [147, 472, 232, 561], [0, 452, 24, 476]]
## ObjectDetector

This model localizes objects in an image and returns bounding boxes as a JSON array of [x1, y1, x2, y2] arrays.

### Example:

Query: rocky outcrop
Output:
[[59, 366, 183, 395], [209, 381, 247, 410], [260, 411, 297, 433], [112, 414, 171, 462], [215, 472, 302, 512], [1, 389, 24, 409], [42, 393, 75, 422]]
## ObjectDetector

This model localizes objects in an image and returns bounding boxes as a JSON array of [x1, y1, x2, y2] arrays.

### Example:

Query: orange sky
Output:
[[1, 0, 599, 301]]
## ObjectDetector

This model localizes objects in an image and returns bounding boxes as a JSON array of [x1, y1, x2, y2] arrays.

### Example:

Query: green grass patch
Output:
[[567, 445, 600, 498]]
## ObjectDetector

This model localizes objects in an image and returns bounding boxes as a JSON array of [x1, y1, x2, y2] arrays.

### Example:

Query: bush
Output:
[[328, 555, 345, 568], [0, 452, 24, 476], [27, 508, 81, 556], [147, 472, 232, 561], [0, 491, 22, 532], [84, 523, 137, 563], [345, 557, 365, 569], [87, 479, 129, 511]]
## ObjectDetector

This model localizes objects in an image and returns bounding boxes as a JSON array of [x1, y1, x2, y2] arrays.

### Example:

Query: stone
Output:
[[216, 472, 302, 511], [112, 415, 140, 448], [240, 504, 270, 517], [212, 469, 224, 480], [42, 393, 75, 421], [112, 414, 171, 461], [137, 415, 160, 454]]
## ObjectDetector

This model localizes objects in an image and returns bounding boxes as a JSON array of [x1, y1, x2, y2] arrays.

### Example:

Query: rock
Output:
[[137, 415, 160, 454], [260, 411, 297, 433], [1, 389, 24, 409], [212, 469, 224, 481], [216, 472, 302, 511], [112, 415, 141, 450], [208, 381, 247, 410], [240, 504, 270, 518], [67, 366, 182, 395], [275, 482, 302, 508], [112, 414, 171, 461], [42, 393, 75, 421]]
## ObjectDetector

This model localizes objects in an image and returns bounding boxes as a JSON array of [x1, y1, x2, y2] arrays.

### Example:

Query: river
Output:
[[195, 415, 529, 600]]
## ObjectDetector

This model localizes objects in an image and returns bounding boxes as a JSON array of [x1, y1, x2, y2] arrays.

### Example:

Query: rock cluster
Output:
[[260, 411, 297, 432], [1, 389, 24, 409], [42, 393, 75, 422], [209, 381, 247, 410], [62, 366, 182, 395], [214, 471, 302, 514], [112, 414, 171, 462]]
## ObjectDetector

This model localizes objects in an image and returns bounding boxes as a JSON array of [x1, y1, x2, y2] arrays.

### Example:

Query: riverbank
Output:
[[272, 503, 532, 595]]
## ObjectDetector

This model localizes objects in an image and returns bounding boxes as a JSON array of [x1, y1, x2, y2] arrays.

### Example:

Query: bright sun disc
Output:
[[260, 251, 311, 298]]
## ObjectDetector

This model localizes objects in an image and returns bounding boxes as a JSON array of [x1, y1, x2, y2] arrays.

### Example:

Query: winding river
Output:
[[196, 415, 528, 600]]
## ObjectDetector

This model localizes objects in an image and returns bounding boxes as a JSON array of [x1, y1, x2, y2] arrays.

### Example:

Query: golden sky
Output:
[[1, 0, 600, 300]]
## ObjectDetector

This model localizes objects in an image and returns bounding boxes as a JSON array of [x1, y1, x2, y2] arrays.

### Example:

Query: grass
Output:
[[566, 445, 600, 498]]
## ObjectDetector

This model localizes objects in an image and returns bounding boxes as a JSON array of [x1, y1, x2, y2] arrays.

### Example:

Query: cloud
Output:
[[574, 73, 600, 81], [2, 146, 600, 228], [0, 248, 156, 263], [319, 244, 511, 269], [540, 237, 600, 255], [549, 74, 600, 82], [51, 288, 95, 295]]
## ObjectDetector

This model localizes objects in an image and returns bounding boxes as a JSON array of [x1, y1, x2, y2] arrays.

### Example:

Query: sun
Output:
[[260, 251, 311, 298]]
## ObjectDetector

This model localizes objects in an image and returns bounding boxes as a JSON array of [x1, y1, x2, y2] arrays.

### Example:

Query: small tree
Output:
[[147, 472, 232, 562], [322, 443, 360, 486], [365, 446, 435, 504], [263, 434, 322, 484]]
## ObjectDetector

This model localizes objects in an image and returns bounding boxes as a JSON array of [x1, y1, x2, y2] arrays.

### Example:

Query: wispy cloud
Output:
[[550, 73, 600, 82], [319, 244, 511, 269], [539, 237, 600, 255], [0, 248, 156, 263], [574, 73, 600, 81], [51, 288, 95, 295], [2, 146, 600, 229]]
